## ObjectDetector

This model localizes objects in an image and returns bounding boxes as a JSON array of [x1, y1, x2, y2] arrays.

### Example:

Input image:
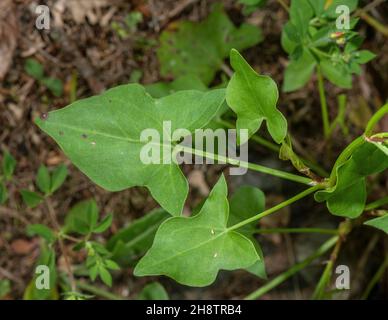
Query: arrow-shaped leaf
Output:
[[226, 49, 287, 144], [36, 84, 225, 216], [134, 175, 259, 287], [315, 142, 388, 218]]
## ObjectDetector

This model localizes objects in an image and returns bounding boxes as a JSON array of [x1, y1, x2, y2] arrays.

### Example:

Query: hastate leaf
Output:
[[134, 175, 259, 287], [226, 49, 287, 144], [36, 84, 225, 216], [158, 4, 262, 85], [315, 142, 388, 218]]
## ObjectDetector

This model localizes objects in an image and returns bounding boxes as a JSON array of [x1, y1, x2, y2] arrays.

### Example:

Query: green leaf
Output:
[[320, 59, 352, 89], [98, 267, 112, 287], [27, 224, 56, 243], [35, 84, 225, 216], [93, 213, 113, 233], [308, 0, 325, 16], [20, 190, 44, 208], [134, 175, 259, 287], [41, 77, 63, 97], [107, 208, 169, 267], [23, 243, 58, 300], [105, 259, 120, 270], [228, 186, 267, 279], [2, 152, 16, 180], [370, 140, 388, 156], [226, 49, 287, 144], [354, 50, 376, 64], [289, 0, 314, 37], [145, 75, 207, 98], [138, 282, 169, 300], [283, 49, 316, 92], [0, 182, 8, 204], [24, 58, 44, 80], [315, 142, 388, 218], [36, 165, 51, 195], [50, 164, 68, 194], [64, 200, 99, 235], [158, 4, 262, 85], [324, 0, 359, 18], [364, 214, 388, 234], [0, 279, 11, 298]]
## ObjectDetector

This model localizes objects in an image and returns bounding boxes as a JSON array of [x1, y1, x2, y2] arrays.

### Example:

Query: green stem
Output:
[[356, 10, 388, 37], [276, 0, 290, 12], [245, 236, 338, 300], [254, 228, 338, 235], [76, 281, 124, 300], [228, 185, 321, 232], [361, 255, 388, 299], [317, 66, 330, 139], [365, 196, 388, 211], [216, 118, 329, 177], [216, 118, 280, 152], [179, 145, 313, 185], [312, 237, 342, 299], [364, 103, 388, 136], [310, 47, 332, 59]]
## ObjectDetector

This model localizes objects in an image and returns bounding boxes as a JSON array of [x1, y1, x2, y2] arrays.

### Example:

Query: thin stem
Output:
[[216, 118, 280, 152], [45, 198, 77, 292], [178, 145, 313, 185], [216, 118, 329, 177], [356, 9, 388, 37], [245, 236, 338, 300], [220, 63, 233, 78], [365, 196, 388, 211], [228, 185, 321, 232], [317, 66, 330, 139], [361, 255, 388, 299], [254, 227, 338, 235], [276, 0, 289, 12], [76, 281, 124, 300], [312, 237, 342, 299], [312, 220, 352, 299], [364, 103, 388, 136]]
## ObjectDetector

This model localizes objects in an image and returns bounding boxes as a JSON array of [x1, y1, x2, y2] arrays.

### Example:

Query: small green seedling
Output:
[[24, 58, 63, 97], [281, 0, 376, 138], [0, 152, 16, 204], [20, 164, 68, 208]]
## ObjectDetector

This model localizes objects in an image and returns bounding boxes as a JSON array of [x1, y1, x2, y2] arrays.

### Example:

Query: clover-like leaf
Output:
[[158, 4, 262, 85], [134, 175, 259, 287], [226, 49, 287, 144], [315, 142, 388, 218], [20, 190, 44, 208], [2, 152, 16, 181], [36, 84, 225, 216], [64, 199, 99, 235]]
